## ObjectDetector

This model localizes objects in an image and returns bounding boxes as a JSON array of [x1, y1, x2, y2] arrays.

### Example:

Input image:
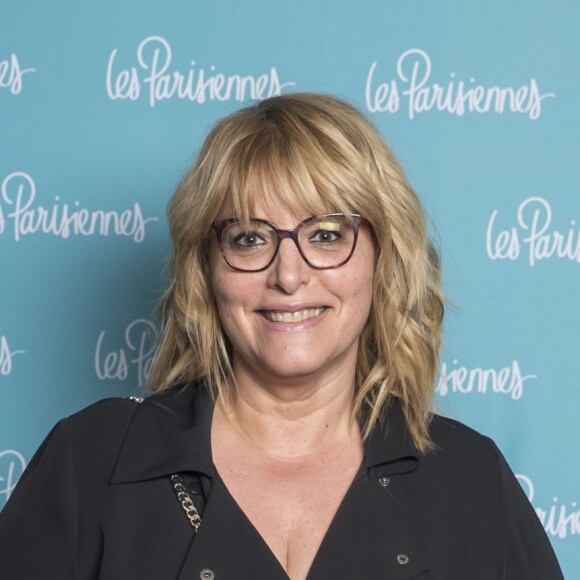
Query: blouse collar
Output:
[[111, 381, 420, 484]]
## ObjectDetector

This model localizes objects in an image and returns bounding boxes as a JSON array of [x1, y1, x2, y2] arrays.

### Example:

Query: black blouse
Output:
[[0, 383, 564, 579]]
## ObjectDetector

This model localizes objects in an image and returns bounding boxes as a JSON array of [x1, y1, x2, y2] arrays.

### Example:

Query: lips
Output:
[[261, 307, 327, 323]]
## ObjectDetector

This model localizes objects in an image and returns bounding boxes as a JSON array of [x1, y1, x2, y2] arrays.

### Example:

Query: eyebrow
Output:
[[318, 221, 342, 231]]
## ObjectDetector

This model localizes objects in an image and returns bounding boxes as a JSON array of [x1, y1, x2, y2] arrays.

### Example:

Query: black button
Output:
[[378, 476, 391, 487], [188, 479, 203, 496]]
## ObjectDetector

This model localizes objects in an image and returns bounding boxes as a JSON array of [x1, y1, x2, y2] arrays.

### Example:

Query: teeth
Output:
[[263, 307, 325, 323]]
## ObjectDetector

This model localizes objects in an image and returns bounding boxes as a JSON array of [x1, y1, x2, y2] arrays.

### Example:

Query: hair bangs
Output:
[[219, 122, 364, 228]]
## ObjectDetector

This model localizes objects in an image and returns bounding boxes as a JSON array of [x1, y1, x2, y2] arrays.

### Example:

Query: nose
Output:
[[266, 237, 311, 294]]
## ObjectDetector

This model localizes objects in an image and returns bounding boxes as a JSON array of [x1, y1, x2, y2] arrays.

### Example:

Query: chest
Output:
[[213, 439, 363, 580], [95, 454, 500, 579]]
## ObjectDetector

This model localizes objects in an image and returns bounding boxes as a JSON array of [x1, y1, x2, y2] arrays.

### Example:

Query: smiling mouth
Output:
[[261, 307, 327, 323]]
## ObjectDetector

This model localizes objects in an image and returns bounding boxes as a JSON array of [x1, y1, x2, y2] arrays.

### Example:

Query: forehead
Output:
[[218, 183, 343, 224], [244, 198, 323, 228], [213, 134, 356, 226], [221, 149, 360, 216]]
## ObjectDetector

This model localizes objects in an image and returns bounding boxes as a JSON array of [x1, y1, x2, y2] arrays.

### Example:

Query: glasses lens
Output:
[[298, 215, 356, 268], [221, 220, 276, 271]]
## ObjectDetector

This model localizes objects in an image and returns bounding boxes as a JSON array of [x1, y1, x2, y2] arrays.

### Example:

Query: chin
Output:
[[234, 342, 358, 384], [259, 359, 324, 381], [253, 347, 352, 384]]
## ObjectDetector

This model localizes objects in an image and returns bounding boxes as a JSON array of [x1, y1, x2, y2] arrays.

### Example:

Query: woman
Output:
[[0, 93, 563, 579]]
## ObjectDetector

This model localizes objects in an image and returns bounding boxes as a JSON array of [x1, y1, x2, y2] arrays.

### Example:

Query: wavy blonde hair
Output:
[[149, 92, 444, 452]]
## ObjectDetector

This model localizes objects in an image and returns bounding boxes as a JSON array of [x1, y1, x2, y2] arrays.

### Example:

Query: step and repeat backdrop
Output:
[[1, 0, 579, 575]]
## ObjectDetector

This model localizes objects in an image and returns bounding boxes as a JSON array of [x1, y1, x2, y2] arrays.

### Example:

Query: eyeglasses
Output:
[[212, 213, 363, 272]]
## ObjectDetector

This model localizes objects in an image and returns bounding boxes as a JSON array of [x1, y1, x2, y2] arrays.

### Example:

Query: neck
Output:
[[216, 358, 361, 460]]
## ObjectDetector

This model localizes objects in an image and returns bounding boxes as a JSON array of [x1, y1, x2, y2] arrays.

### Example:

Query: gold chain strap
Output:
[[170, 474, 202, 532], [128, 397, 202, 533]]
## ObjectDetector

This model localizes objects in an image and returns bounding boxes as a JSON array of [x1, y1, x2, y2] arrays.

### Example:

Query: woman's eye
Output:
[[310, 229, 341, 243], [232, 231, 267, 247]]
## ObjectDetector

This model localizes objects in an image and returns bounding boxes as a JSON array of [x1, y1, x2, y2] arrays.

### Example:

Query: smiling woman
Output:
[[152, 92, 443, 449], [0, 93, 563, 579]]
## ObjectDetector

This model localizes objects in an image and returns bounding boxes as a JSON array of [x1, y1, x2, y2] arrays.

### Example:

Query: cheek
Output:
[[208, 258, 236, 327], [356, 240, 377, 315], [353, 279, 374, 321], [343, 266, 375, 331], [209, 244, 237, 308], [329, 264, 374, 327], [210, 265, 259, 331], [351, 252, 375, 299], [211, 272, 238, 322], [210, 277, 243, 349]]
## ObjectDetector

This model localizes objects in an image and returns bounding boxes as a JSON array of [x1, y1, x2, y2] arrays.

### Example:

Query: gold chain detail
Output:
[[170, 474, 202, 532]]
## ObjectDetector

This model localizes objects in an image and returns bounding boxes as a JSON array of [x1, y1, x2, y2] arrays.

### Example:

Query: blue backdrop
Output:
[[1, 1, 578, 576]]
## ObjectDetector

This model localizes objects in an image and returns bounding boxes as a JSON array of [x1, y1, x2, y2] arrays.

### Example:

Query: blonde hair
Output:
[[149, 92, 444, 452]]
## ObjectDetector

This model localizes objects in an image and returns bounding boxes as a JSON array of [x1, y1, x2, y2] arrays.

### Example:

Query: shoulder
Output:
[[61, 385, 203, 461], [25, 396, 147, 482], [62, 395, 143, 443], [68, 395, 143, 422], [19, 388, 196, 491], [422, 415, 563, 577], [428, 412, 499, 458], [64, 387, 195, 432], [420, 413, 509, 489], [61, 388, 193, 444], [419, 413, 530, 518]]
